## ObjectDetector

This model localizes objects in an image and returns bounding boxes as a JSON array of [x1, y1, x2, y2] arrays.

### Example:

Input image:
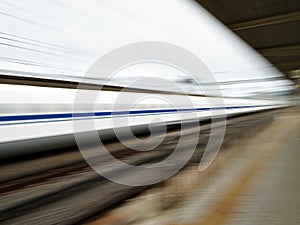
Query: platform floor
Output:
[[92, 107, 300, 225], [226, 110, 300, 225]]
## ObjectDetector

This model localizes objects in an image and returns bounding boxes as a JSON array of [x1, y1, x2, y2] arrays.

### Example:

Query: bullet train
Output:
[[0, 83, 288, 159]]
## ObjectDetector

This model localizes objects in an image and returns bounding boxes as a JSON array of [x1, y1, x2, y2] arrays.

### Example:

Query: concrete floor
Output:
[[226, 111, 300, 225], [92, 107, 300, 225]]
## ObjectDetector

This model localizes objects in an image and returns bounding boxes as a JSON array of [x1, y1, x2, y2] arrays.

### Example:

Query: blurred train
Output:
[[0, 83, 289, 159]]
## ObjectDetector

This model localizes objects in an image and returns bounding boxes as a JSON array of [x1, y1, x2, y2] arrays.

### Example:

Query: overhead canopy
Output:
[[196, 0, 300, 76]]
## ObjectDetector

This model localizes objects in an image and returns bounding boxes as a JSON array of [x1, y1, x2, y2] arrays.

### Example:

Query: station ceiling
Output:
[[196, 0, 300, 78]]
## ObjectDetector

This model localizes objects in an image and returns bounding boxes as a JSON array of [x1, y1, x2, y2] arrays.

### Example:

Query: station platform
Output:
[[224, 108, 300, 225], [93, 107, 300, 225]]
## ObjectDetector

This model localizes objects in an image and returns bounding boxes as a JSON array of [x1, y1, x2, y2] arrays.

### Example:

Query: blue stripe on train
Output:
[[0, 105, 271, 123]]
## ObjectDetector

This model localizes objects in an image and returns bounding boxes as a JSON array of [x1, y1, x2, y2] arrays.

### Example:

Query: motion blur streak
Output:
[[0, 0, 299, 225]]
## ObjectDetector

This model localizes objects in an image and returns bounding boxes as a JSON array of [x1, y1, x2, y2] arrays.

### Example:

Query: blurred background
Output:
[[0, 1, 299, 225]]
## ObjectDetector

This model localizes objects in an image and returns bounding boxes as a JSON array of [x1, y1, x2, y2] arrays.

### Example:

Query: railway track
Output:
[[0, 110, 278, 224]]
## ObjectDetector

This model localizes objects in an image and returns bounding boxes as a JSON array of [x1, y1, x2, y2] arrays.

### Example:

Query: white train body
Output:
[[0, 84, 288, 158]]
